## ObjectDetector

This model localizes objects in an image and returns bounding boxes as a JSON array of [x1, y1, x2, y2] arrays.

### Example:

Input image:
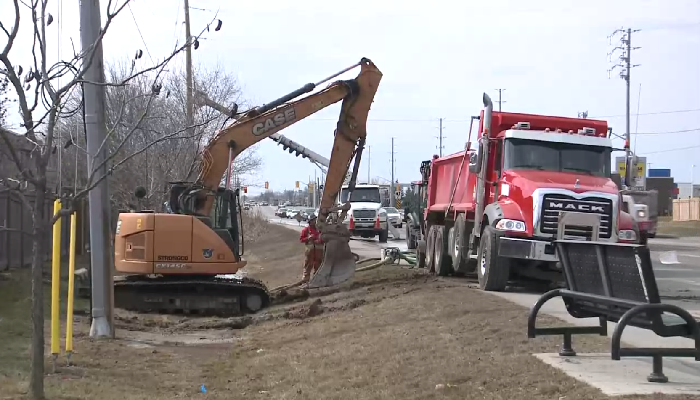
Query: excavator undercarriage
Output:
[[114, 274, 270, 316]]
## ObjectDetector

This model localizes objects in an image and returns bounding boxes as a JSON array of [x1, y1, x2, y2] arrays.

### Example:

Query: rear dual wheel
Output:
[[426, 225, 453, 276]]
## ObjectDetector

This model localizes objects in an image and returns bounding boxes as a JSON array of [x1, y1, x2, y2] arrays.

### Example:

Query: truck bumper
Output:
[[347, 222, 387, 236], [497, 237, 558, 263]]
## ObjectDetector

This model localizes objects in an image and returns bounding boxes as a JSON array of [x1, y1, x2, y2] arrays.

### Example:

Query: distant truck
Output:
[[406, 93, 639, 291], [620, 189, 658, 240], [339, 184, 390, 242]]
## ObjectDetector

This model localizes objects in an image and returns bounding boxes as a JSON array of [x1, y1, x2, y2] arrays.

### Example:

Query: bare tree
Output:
[[0, 72, 10, 127], [55, 61, 262, 212], [0, 1, 223, 398]]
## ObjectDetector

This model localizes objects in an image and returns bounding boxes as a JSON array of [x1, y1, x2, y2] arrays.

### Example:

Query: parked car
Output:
[[301, 208, 316, 221], [382, 206, 402, 228], [285, 208, 301, 219]]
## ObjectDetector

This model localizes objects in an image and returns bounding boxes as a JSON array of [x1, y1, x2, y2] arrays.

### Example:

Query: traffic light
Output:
[[308, 183, 314, 193], [264, 181, 269, 189], [242, 186, 248, 193], [295, 181, 300, 189]]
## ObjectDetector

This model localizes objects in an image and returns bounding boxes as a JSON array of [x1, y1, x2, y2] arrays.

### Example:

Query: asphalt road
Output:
[[255, 205, 700, 312]]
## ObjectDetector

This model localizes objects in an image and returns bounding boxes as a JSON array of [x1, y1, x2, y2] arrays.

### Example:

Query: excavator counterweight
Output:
[[113, 58, 383, 316]]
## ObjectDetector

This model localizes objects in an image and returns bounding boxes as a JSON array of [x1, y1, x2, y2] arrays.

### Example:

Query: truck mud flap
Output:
[[388, 223, 402, 240]]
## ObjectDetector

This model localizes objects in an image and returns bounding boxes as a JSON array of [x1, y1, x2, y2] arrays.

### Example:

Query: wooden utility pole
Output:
[[495, 88, 506, 111], [184, 0, 194, 136]]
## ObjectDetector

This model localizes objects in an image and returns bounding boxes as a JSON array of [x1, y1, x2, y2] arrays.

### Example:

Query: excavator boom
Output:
[[189, 58, 382, 217]]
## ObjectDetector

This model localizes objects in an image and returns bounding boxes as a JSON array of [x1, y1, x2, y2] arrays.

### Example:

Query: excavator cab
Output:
[[208, 187, 243, 260], [166, 182, 243, 260]]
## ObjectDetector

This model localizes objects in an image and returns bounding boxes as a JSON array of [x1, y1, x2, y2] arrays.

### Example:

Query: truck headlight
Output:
[[495, 219, 526, 232], [618, 229, 637, 241], [637, 210, 646, 218]]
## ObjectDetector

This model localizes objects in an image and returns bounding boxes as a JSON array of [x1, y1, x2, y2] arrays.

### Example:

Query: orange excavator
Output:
[[113, 58, 383, 316]]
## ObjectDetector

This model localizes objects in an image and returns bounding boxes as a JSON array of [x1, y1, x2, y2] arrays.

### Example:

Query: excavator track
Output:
[[114, 274, 271, 317]]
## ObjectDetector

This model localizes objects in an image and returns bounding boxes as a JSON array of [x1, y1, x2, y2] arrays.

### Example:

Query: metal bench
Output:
[[527, 240, 700, 383]]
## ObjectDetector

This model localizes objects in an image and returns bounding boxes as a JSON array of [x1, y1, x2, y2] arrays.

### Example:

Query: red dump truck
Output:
[[415, 93, 639, 291]]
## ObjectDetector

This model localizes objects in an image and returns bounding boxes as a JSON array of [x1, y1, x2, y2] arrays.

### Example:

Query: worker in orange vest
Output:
[[299, 214, 324, 284]]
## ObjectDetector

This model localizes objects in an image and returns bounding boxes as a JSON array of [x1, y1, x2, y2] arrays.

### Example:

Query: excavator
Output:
[[113, 58, 383, 316]]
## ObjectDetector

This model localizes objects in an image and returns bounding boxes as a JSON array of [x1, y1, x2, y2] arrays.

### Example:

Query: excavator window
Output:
[[209, 188, 242, 259]]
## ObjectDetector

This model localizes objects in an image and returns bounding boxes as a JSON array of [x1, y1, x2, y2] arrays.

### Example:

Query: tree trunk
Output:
[[29, 190, 47, 400]]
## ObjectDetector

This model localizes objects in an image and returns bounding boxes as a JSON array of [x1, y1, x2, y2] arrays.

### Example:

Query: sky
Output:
[[1, 0, 699, 195]]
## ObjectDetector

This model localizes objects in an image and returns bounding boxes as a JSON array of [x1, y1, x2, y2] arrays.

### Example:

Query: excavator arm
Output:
[[178, 58, 382, 219]]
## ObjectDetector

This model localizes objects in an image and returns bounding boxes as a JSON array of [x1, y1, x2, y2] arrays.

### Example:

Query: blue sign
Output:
[[648, 168, 671, 178]]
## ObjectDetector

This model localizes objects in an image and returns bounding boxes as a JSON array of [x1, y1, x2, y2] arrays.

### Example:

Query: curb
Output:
[[654, 234, 679, 239]]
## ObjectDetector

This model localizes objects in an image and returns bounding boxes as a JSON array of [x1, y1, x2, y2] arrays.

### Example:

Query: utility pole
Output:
[[367, 145, 371, 183], [390, 137, 396, 206], [495, 88, 506, 111], [80, 0, 114, 338], [608, 27, 640, 189], [435, 118, 445, 157], [183, 0, 194, 137]]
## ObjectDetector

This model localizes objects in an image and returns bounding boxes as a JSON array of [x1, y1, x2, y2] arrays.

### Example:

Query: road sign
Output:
[[616, 156, 646, 189]]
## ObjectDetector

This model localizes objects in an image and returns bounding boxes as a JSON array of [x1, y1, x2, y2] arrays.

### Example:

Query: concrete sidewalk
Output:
[[489, 290, 700, 396]]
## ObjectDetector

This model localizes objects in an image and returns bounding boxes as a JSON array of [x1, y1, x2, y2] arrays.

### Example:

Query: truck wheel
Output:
[[378, 228, 389, 243], [449, 214, 476, 275], [477, 225, 511, 291], [434, 226, 453, 276], [425, 225, 436, 273], [639, 231, 648, 246], [417, 239, 427, 268], [406, 225, 417, 249]]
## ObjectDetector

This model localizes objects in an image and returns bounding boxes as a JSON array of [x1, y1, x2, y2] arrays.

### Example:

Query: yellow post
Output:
[[65, 211, 77, 364], [51, 199, 62, 367]]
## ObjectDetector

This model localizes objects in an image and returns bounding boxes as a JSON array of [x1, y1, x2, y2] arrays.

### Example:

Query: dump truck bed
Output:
[[425, 151, 477, 214]]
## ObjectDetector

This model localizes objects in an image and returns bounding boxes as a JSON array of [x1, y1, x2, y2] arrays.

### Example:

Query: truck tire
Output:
[[425, 225, 436, 273], [378, 228, 389, 243], [417, 238, 427, 268], [434, 226, 453, 276], [477, 225, 511, 291], [639, 231, 648, 246], [406, 224, 417, 249], [449, 214, 476, 275]]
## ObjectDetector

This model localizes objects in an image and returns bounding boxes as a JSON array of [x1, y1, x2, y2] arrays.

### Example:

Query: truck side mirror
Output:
[[468, 150, 481, 174]]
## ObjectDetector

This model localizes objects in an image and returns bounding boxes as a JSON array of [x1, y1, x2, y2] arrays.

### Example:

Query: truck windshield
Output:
[[341, 187, 381, 203], [503, 138, 611, 177]]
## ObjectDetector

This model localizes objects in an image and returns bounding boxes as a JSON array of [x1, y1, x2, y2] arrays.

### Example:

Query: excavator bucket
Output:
[[306, 223, 356, 289]]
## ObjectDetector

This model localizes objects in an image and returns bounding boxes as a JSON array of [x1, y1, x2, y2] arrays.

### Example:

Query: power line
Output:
[[634, 127, 700, 135], [592, 108, 700, 118], [644, 143, 700, 155], [128, 3, 155, 65], [303, 108, 700, 123]]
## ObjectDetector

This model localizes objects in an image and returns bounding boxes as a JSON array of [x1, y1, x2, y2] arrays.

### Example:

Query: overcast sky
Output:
[[2, 0, 699, 195]]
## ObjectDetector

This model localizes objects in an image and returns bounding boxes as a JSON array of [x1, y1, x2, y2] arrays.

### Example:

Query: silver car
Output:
[[383, 207, 402, 228]]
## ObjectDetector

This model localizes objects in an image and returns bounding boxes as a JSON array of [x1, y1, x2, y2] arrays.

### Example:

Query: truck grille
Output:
[[353, 209, 377, 219], [540, 194, 613, 239]]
